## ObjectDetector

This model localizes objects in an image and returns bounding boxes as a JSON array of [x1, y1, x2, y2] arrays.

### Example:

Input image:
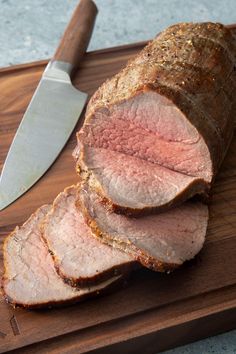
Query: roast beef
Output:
[[2, 205, 123, 309], [42, 185, 136, 287], [79, 184, 209, 271], [75, 22, 236, 215]]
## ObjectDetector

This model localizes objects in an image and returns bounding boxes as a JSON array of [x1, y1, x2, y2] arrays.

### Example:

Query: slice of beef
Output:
[[2, 205, 124, 309], [78, 146, 207, 215], [79, 185, 209, 272], [75, 22, 236, 215], [42, 185, 136, 287]]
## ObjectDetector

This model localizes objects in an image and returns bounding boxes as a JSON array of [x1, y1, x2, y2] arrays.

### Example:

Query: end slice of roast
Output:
[[75, 22, 236, 215], [2, 205, 124, 309], [79, 185, 209, 272], [42, 185, 136, 288]]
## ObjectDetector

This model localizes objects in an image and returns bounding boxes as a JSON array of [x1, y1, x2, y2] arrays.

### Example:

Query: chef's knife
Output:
[[0, 0, 97, 210]]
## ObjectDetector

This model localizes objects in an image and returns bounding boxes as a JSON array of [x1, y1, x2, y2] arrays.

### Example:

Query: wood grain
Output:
[[53, 0, 98, 68], [1, 26, 236, 354]]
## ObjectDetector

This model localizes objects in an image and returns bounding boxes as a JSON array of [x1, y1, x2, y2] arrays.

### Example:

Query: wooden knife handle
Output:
[[53, 0, 98, 70]]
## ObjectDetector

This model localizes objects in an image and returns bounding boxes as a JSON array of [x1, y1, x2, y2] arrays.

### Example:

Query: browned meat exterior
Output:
[[42, 185, 136, 287], [2, 205, 124, 309], [79, 185, 209, 272], [75, 22, 236, 215]]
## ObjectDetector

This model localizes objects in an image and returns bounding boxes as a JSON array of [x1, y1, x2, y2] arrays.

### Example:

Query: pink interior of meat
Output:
[[3, 204, 123, 306], [83, 146, 206, 209], [82, 187, 208, 265], [80, 91, 212, 182], [3, 206, 79, 304], [44, 187, 132, 279]]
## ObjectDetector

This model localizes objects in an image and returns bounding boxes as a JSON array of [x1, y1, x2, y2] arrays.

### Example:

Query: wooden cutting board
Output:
[[1, 25, 236, 354]]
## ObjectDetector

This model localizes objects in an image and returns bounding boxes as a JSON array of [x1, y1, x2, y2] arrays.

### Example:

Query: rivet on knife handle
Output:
[[53, 0, 98, 72]]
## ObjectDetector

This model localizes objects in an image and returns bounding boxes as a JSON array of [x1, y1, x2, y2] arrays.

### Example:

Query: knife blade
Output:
[[0, 0, 98, 210]]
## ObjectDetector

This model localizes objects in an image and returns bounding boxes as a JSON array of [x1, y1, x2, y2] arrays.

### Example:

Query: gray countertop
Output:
[[1, 0, 236, 66], [0, 0, 236, 353]]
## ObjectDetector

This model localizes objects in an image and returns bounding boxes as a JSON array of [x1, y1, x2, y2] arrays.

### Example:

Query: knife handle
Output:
[[53, 0, 98, 72]]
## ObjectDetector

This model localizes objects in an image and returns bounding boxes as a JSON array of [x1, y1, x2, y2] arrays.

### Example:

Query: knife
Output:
[[0, 0, 97, 210]]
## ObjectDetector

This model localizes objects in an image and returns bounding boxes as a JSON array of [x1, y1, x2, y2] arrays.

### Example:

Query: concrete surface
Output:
[[0, 0, 236, 353], [0, 0, 236, 66]]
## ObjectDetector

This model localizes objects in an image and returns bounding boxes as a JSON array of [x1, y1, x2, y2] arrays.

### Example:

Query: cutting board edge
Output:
[[4, 283, 236, 354], [0, 22, 235, 73], [0, 40, 149, 73]]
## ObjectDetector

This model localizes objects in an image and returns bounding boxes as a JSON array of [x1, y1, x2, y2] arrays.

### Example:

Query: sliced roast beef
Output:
[[42, 185, 136, 287], [75, 22, 236, 215], [78, 146, 207, 215], [79, 185, 209, 272], [2, 205, 123, 309]]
